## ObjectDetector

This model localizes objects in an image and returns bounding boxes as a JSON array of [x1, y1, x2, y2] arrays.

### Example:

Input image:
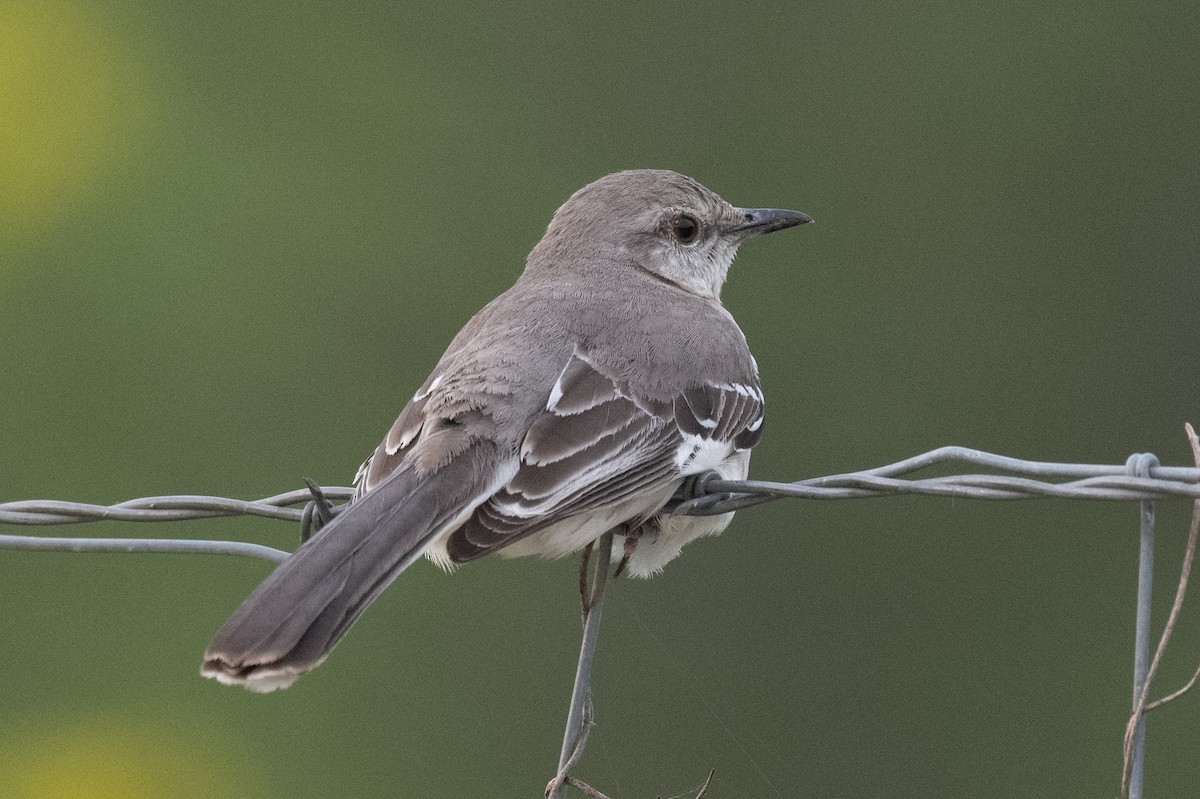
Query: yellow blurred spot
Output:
[[0, 718, 265, 799], [0, 2, 154, 246]]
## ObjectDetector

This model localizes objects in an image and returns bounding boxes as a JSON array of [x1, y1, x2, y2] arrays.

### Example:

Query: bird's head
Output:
[[530, 169, 811, 299]]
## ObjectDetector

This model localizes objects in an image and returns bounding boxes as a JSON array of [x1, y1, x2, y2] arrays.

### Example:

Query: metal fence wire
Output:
[[4, 445, 1200, 798]]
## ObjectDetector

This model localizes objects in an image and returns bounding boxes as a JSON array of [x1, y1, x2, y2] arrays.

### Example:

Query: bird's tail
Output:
[[201, 447, 496, 692]]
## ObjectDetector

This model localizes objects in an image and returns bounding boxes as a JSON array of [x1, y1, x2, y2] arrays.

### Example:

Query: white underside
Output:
[[620, 447, 750, 577], [488, 447, 750, 578]]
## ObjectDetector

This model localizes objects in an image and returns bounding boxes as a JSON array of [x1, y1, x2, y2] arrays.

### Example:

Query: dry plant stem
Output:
[[548, 530, 613, 799], [1121, 423, 1200, 797], [563, 766, 713, 799], [659, 769, 716, 799], [564, 777, 613, 799], [1145, 664, 1200, 711], [548, 699, 594, 797]]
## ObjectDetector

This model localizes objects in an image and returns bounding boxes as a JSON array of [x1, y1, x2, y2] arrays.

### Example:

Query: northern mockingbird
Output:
[[202, 169, 810, 692]]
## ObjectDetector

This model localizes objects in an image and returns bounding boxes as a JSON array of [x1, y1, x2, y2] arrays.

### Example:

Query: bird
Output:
[[202, 169, 810, 692]]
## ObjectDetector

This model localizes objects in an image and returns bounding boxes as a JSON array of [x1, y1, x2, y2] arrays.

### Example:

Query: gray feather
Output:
[[202, 441, 501, 686]]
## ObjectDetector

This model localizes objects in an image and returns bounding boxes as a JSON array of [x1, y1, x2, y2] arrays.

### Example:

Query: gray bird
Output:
[[202, 169, 810, 692]]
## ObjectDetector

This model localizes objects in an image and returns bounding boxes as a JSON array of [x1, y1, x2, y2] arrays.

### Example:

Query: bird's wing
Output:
[[444, 350, 764, 561], [353, 370, 465, 499]]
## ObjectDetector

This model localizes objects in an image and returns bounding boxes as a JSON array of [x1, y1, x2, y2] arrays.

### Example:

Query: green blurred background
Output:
[[1, 1, 1197, 796]]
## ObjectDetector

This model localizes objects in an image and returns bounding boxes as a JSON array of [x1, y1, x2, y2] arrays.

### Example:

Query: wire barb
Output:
[[299, 477, 337, 543]]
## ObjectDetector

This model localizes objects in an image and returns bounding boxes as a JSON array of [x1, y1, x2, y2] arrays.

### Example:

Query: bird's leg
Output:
[[613, 524, 643, 579], [577, 540, 594, 621], [580, 523, 636, 618]]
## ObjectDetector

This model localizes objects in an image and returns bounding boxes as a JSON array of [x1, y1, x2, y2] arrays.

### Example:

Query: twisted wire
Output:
[[2, 447, 1198, 562]]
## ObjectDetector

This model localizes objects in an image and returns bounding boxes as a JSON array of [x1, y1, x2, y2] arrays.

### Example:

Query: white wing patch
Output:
[[546, 373, 566, 412], [416, 374, 442, 401], [675, 434, 736, 473], [383, 376, 442, 457], [352, 454, 373, 499]]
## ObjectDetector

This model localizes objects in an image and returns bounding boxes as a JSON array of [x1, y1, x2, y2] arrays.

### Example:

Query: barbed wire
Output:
[[4, 442, 1199, 799], [675, 446, 1200, 514], [0, 486, 358, 563], [0, 486, 354, 526], [2, 447, 1198, 563]]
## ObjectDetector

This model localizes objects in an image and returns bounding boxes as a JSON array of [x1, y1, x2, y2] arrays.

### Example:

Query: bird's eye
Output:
[[671, 215, 700, 244]]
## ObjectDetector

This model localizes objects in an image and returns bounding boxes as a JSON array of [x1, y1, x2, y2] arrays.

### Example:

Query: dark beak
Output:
[[728, 207, 813, 238]]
